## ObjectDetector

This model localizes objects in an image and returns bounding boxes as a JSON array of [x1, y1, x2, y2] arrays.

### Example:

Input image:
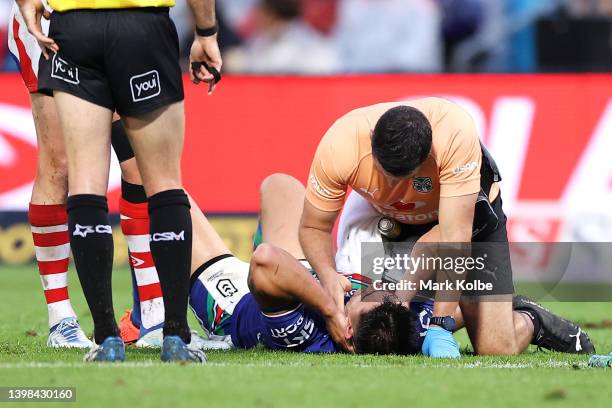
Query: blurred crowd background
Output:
[[2, 0, 612, 74]]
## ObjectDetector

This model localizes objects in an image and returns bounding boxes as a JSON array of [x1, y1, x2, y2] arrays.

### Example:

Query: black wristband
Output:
[[196, 23, 218, 37]]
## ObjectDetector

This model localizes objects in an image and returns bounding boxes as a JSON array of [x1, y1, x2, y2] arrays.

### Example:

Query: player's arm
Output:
[[249, 244, 354, 352], [15, 0, 56, 59], [187, 0, 222, 92]]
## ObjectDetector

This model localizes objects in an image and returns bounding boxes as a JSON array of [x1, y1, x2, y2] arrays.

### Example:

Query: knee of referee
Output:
[[248, 243, 282, 294]]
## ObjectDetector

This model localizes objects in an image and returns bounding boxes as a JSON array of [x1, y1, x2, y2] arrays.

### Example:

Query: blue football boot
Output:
[[84, 337, 125, 362]]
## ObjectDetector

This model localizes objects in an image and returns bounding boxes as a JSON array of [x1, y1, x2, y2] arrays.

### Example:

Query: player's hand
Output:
[[422, 326, 461, 358], [17, 0, 57, 60], [189, 34, 222, 94], [325, 310, 355, 354]]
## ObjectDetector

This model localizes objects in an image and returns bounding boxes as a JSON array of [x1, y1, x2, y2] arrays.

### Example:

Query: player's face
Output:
[[344, 287, 391, 330]]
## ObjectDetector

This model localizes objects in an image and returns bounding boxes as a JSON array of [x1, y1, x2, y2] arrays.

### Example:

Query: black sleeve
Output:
[[111, 120, 135, 163]]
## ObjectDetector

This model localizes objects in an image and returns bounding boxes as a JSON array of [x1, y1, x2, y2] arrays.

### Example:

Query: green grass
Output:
[[0, 265, 610, 408]]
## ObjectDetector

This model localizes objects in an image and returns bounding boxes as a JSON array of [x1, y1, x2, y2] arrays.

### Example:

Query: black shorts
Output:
[[38, 8, 183, 117], [467, 194, 515, 297], [382, 194, 514, 298]]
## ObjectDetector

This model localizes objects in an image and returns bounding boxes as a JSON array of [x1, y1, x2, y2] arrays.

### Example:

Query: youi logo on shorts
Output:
[[51, 54, 79, 85], [130, 70, 161, 102]]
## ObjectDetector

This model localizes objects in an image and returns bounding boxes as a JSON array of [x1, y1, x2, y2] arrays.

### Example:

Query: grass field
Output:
[[0, 265, 610, 408]]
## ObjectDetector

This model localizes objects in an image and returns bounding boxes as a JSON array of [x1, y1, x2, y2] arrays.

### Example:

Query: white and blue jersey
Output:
[[189, 255, 433, 353]]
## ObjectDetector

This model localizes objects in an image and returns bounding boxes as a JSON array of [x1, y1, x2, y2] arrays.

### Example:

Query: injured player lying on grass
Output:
[[121, 173, 595, 356]]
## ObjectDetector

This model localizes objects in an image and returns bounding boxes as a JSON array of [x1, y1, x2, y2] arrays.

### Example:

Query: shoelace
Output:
[[55, 320, 86, 342]]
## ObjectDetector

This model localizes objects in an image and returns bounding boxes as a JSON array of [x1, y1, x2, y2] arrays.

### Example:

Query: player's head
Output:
[[345, 290, 420, 355], [371, 106, 433, 178]]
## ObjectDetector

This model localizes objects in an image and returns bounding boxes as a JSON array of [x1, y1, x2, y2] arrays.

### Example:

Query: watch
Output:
[[430, 316, 456, 331]]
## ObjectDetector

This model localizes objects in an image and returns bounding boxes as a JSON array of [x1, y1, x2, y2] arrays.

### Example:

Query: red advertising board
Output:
[[1, 74, 611, 242], [180, 74, 609, 213]]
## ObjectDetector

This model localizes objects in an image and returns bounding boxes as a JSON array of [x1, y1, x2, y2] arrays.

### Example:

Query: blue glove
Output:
[[422, 326, 461, 358]]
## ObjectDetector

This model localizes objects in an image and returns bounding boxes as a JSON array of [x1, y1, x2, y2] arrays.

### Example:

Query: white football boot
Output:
[[47, 317, 93, 348]]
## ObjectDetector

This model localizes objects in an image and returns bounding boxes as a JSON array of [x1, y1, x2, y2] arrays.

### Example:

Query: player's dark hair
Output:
[[371, 106, 433, 177], [262, 0, 301, 20], [354, 297, 420, 355]]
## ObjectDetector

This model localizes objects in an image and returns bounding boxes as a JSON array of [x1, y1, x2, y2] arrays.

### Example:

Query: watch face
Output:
[[443, 317, 456, 331]]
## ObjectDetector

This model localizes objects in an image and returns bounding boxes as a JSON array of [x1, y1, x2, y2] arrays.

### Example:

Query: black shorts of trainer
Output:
[[38, 8, 183, 117]]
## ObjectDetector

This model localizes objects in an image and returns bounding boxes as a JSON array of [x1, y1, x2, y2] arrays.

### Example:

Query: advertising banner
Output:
[[1, 74, 611, 266]]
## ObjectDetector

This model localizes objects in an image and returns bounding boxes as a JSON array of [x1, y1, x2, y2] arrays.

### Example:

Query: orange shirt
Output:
[[305, 98, 482, 224]]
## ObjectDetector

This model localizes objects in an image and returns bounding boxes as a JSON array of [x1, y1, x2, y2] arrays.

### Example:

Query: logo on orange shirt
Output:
[[412, 177, 433, 193], [387, 201, 426, 212]]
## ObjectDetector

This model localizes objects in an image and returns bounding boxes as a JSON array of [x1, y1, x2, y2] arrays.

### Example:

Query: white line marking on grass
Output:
[[0, 359, 585, 370], [456, 360, 579, 369], [0, 362, 163, 369]]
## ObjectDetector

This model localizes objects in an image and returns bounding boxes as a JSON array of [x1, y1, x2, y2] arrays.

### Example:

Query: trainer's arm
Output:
[[299, 201, 346, 309], [434, 105, 481, 320], [433, 193, 477, 319], [301, 116, 356, 308]]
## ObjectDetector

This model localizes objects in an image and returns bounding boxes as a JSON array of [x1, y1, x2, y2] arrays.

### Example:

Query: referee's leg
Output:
[[122, 102, 193, 344]]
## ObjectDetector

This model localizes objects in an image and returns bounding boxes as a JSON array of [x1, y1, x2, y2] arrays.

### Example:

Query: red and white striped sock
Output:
[[28, 203, 77, 328], [119, 198, 165, 331]]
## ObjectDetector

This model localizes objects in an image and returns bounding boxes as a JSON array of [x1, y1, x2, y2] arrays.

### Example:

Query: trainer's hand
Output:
[[17, 0, 56, 60], [324, 273, 351, 311], [325, 310, 355, 354], [189, 35, 222, 94], [337, 273, 352, 298], [422, 326, 461, 358]]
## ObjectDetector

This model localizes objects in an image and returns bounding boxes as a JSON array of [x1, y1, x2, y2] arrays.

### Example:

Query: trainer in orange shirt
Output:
[[305, 98, 488, 223], [300, 98, 523, 358]]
